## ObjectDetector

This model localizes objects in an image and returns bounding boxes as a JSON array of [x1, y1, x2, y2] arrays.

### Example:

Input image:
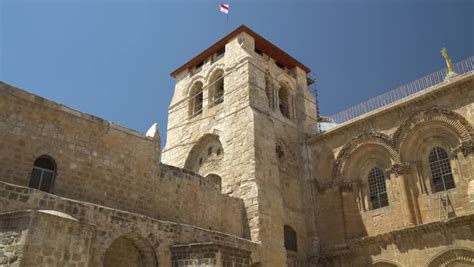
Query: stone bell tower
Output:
[[162, 25, 319, 266]]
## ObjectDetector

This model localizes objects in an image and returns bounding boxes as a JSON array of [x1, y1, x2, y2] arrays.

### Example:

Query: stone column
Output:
[[391, 163, 418, 226]]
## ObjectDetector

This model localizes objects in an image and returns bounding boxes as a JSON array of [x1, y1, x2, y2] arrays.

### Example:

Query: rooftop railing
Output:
[[328, 56, 473, 124]]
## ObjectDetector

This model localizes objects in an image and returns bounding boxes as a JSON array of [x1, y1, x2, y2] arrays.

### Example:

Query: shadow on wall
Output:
[[310, 105, 474, 266]]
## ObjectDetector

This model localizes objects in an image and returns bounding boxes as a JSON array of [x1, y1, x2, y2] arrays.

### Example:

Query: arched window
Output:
[[429, 146, 455, 192], [278, 86, 290, 119], [368, 167, 388, 209], [29, 156, 56, 193], [206, 174, 222, 191], [189, 82, 203, 117], [283, 225, 297, 252], [209, 70, 224, 107]]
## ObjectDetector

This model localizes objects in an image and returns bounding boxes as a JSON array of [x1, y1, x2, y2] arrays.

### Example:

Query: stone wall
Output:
[[0, 212, 29, 266], [309, 72, 474, 261], [170, 243, 251, 267], [321, 214, 474, 266], [0, 82, 248, 237], [162, 31, 318, 265], [0, 181, 258, 266]]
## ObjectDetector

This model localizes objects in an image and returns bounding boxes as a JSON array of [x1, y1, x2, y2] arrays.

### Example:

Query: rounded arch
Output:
[[426, 248, 474, 267], [29, 154, 57, 193], [33, 155, 57, 171], [184, 133, 224, 174], [334, 132, 399, 178], [205, 173, 222, 191], [204, 63, 225, 82], [103, 232, 158, 267], [188, 81, 204, 117], [208, 67, 224, 83], [277, 83, 292, 118], [372, 259, 402, 267], [184, 76, 205, 98], [276, 73, 296, 90], [395, 107, 473, 159]]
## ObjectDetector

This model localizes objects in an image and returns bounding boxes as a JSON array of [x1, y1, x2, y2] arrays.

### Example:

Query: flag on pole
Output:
[[219, 3, 229, 14]]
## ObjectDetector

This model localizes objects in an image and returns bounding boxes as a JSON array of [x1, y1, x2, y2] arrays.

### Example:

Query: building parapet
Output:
[[327, 56, 473, 125], [0, 81, 154, 142], [309, 70, 474, 143]]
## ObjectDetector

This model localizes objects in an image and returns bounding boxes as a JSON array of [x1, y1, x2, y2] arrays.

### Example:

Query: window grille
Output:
[[190, 87, 203, 117], [368, 167, 388, 209], [429, 147, 455, 192], [213, 79, 224, 106], [29, 156, 56, 193]]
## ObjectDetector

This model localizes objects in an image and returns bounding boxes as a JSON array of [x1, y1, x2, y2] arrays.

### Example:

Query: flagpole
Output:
[[226, 1, 229, 32]]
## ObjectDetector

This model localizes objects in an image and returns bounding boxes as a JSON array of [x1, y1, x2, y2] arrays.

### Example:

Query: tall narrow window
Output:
[[189, 82, 203, 117], [29, 156, 56, 193], [278, 86, 290, 118], [209, 70, 224, 107], [368, 167, 388, 209], [429, 146, 455, 192]]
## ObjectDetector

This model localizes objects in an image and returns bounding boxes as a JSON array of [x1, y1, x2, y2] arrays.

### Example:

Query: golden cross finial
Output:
[[441, 47, 455, 74]]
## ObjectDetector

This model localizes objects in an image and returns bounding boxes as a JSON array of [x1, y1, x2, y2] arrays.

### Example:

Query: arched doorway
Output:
[[104, 234, 157, 267]]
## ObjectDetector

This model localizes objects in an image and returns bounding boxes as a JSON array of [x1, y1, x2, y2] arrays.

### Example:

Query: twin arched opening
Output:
[[188, 68, 225, 119]]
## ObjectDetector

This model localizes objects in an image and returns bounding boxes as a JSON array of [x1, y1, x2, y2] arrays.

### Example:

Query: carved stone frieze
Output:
[[452, 141, 474, 157], [394, 106, 473, 149], [386, 163, 412, 176], [333, 131, 399, 178]]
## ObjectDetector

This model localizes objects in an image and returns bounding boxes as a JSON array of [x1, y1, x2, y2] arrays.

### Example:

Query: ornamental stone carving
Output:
[[333, 131, 399, 178], [394, 106, 473, 150]]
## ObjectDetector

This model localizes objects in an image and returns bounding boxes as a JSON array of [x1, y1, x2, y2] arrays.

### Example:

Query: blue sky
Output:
[[1, 0, 473, 146]]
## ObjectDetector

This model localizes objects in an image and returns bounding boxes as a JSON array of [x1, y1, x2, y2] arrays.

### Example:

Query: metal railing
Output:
[[328, 56, 473, 124]]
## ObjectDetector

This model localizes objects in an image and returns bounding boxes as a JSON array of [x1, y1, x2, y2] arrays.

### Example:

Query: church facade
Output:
[[1, 25, 473, 266]]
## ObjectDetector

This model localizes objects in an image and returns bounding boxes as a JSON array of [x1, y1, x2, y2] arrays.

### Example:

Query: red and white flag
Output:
[[219, 3, 229, 14]]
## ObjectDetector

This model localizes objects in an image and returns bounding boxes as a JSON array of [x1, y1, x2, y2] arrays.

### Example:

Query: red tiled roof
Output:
[[170, 25, 311, 77]]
